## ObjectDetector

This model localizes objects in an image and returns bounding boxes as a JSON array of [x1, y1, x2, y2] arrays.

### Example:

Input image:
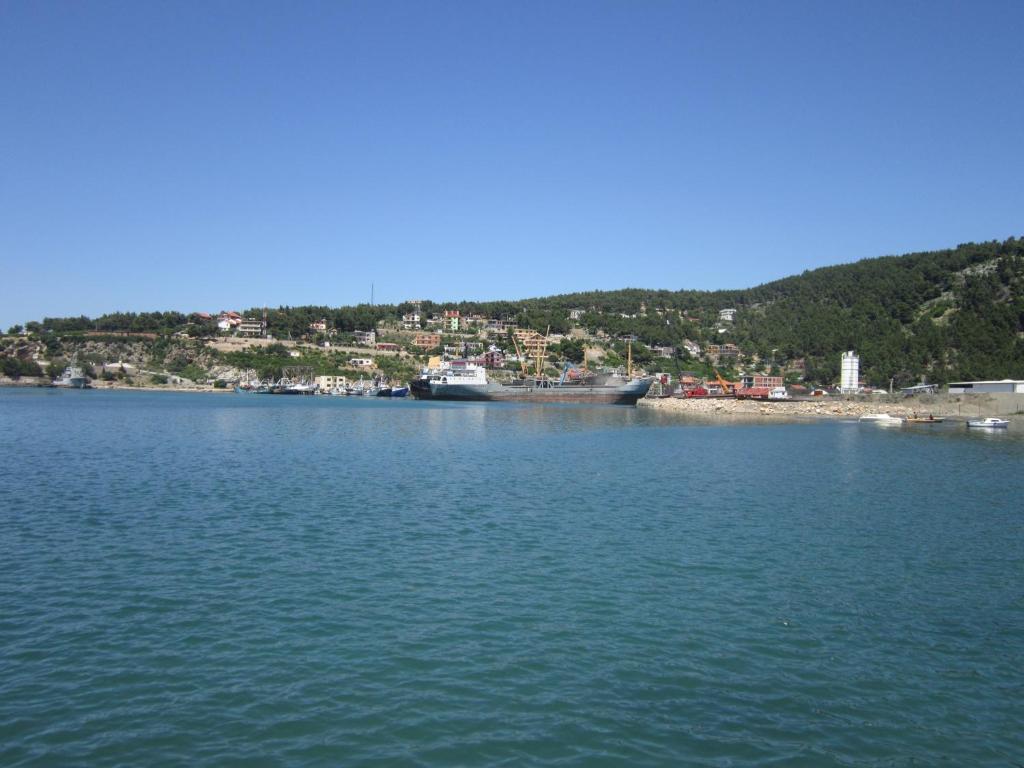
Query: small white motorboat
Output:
[[858, 413, 904, 424], [966, 417, 1009, 429]]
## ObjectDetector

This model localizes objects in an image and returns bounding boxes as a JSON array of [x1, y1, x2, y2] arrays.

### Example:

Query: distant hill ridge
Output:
[[18, 238, 1024, 386]]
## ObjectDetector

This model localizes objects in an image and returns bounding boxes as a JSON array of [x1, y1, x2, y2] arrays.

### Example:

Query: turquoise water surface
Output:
[[2, 389, 1022, 766]]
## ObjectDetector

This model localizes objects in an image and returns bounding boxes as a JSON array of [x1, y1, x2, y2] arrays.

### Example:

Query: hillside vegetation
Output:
[[9, 238, 1024, 388]]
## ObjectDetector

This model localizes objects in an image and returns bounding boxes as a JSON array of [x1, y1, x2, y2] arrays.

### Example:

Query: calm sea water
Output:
[[1, 389, 1022, 766]]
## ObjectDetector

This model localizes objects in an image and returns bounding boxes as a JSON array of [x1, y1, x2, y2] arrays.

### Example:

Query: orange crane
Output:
[[713, 367, 736, 396], [535, 326, 550, 377], [509, 333, 529, 377]]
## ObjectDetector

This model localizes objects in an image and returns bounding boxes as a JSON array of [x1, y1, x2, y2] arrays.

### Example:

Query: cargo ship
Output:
[[409, 360, 654, 405]]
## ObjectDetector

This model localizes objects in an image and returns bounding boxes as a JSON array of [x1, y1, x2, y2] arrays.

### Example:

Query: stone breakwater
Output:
[[638, 395, 965, 420]]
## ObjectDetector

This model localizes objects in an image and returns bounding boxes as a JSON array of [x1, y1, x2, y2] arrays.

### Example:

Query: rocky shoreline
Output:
[[0, 377, 231, 394], [637, 393, 1000, 421]]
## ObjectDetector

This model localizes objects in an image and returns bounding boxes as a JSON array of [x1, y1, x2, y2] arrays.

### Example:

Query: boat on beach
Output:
[[906, 415, 944, 424], [966, 417, 1009, 429]]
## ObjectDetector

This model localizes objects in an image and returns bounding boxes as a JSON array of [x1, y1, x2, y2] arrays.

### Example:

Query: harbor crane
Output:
[[713, 367, 736, 396]]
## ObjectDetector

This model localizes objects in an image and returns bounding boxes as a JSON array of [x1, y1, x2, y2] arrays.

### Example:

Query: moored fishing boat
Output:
[[271, 378, 316, 395], [372, 384, 410, 397], [235, 370, 272, 394], [966, 417, 1009, 428], [52, 364, 88, 389], [346, 379, 370, 396]]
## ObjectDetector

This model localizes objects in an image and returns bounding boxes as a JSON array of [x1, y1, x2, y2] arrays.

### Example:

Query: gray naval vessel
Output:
[[409, 361, 654, 405]]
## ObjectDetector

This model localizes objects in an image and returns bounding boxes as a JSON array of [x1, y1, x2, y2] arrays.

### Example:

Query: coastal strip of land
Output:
[[638, 393, 1021, 421], [0, 376, 233, 394]]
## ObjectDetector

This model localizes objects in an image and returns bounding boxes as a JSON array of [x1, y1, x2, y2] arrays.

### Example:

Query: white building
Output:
[[353, 330, 376, 346], [840, 351, 860, 393], [948, 379, 1024, 394], [239, 318, 264, 337], [719, 308, 736, 323], [315, 375, 347, 390]]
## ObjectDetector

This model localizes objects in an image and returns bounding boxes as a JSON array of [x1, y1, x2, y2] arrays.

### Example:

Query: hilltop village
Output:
[[3, 300, 843, 396], [3, 238, 1023, 400], [199, 302, 769, 389]]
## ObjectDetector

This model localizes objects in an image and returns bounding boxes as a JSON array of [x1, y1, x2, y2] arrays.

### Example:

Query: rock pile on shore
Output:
[[638, 395, 961, 420]]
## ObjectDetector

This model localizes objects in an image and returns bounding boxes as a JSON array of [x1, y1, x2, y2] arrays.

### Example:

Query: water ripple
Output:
[[1, 391, 1022, 766]]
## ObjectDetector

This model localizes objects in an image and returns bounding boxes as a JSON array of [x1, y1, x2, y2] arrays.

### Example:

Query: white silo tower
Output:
[[840, 351, 860, 393]]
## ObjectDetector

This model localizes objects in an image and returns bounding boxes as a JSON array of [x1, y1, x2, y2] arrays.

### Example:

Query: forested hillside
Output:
[[502, 237, 1024, 385], [718, 238, 1024, 384], [14, 238, 1024, 387]]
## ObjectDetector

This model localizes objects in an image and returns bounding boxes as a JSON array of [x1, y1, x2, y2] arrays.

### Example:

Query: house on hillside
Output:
[[413, 333, 441, 350], [217, 311, 241, 331], [239, 318, 264, 337], [485, 318, 517, 333], [706, 343, 740, 363]]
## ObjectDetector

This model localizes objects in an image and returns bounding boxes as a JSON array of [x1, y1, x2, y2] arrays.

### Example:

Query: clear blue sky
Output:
[[2, 1, 1022, 328]]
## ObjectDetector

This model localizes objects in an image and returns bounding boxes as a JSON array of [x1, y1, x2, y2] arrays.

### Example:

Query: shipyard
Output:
[[4, 297, 1023, 425]]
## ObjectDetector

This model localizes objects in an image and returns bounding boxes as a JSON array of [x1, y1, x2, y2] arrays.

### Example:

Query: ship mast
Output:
[[627, 341, 633, 379]]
